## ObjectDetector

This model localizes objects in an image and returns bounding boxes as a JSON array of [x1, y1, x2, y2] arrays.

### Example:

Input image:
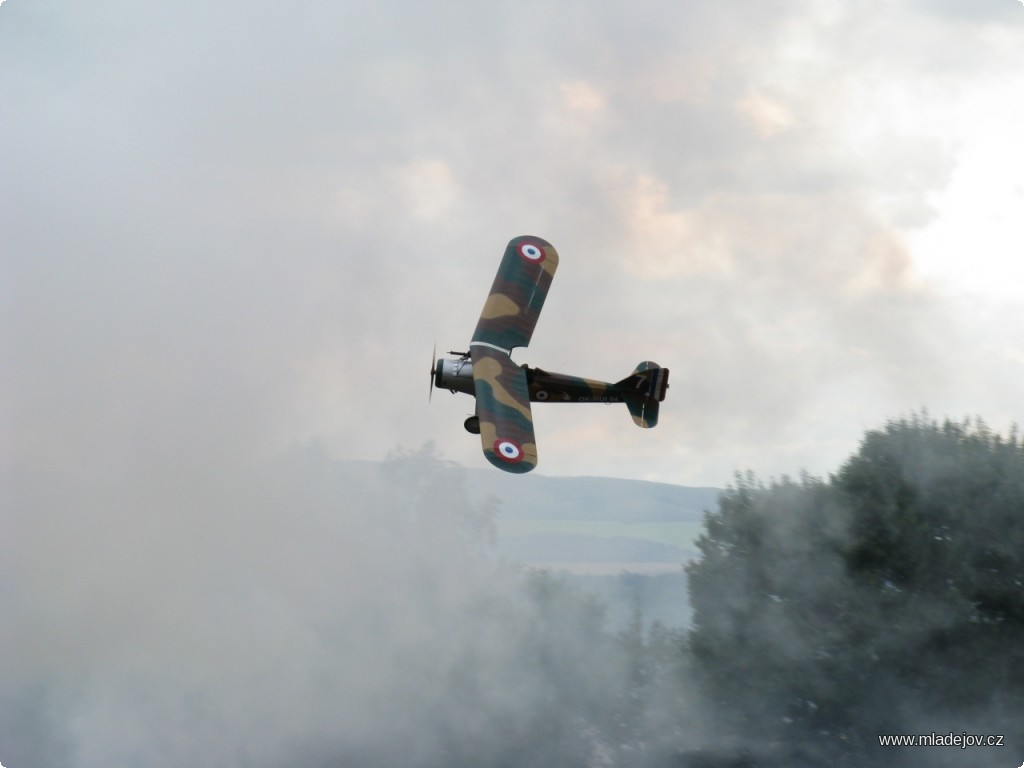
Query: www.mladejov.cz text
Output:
[[878, 732, 1005, 748]]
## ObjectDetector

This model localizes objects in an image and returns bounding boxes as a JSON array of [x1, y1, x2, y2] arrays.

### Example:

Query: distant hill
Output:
[[499, 531, 687, 564], [333, 458, 718, 628], [463, 469, 720, 522], [461, 469, 721, 574], [463, 469, 722, 629], [326, 459, 719, 572]]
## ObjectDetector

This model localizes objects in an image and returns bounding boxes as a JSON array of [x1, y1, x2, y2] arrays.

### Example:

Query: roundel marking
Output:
[[516, 242, 545, 263], [493, 439, 524, 463], [535, 390, 548, 401]]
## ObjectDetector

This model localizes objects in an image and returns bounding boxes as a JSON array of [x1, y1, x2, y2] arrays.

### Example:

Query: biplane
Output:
[[431, 236, 669, 474]]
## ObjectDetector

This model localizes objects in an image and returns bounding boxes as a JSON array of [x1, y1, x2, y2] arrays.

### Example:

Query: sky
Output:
[[3, 0, 1024, 489]]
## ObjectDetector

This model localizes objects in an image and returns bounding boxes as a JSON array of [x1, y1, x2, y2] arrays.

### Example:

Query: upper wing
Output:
[[471, 236, 559, 352], [470, 345, 538, 473]]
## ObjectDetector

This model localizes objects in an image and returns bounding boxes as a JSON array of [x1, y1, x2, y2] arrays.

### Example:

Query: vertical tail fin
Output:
[[615, 362, 669, 428]]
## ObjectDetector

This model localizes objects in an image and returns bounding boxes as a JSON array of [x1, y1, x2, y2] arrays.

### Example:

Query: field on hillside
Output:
[[497, 518, 704, 554]]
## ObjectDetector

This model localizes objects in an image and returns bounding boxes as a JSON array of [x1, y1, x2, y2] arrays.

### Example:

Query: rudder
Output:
[[616, 362, 669, 429]]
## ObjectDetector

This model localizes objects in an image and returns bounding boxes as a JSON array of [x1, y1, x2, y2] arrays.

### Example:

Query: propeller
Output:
[[429, 342, 437, 403]]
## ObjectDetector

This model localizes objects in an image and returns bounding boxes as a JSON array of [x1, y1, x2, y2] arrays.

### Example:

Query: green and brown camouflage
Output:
[[469, 345, 538, 473], [435, 355, 669, 428], [468, 235, 558, 472], [432, 236, 669, 473], [471, 235, 559, 353]]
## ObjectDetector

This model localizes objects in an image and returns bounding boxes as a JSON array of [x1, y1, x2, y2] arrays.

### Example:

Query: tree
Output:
[[685, 416, 1024, 765]]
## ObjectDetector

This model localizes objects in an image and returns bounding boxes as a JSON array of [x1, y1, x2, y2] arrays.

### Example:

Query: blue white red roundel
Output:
[[493, 439, 524, 463], [516, 242, 545, 262]]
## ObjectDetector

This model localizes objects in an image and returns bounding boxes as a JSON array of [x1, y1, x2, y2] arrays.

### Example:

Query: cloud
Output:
[[399, 159, 463, 221], [737, 90, 798, 138], [2, 0, 1023, 489]]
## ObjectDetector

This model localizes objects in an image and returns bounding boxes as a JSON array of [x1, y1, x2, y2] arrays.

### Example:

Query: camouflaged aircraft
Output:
[[431, 235, 669, 473]]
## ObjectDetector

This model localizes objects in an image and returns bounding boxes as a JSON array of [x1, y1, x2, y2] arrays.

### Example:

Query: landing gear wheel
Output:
[[464, 415, 480, 434]]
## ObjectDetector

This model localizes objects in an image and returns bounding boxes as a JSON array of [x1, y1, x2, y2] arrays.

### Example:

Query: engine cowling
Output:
[[434, 357, 475, 396]]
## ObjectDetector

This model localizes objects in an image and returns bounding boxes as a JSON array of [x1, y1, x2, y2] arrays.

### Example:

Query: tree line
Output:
[[445, 414, 1024, 766]]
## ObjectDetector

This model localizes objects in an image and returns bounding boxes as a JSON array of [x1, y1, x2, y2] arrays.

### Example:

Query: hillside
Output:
[[462, 469, 720, 573], [330, 458, 717, 628]]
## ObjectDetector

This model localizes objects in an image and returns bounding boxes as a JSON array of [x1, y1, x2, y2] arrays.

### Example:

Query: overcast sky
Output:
[[4, 0, 1024, 486]]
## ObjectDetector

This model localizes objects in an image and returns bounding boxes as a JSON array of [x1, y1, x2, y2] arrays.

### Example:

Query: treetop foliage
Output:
[[686, 414, 1024, 765]]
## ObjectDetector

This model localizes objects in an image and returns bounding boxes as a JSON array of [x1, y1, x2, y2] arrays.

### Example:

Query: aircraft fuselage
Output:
[[434, 357, 623, 403]]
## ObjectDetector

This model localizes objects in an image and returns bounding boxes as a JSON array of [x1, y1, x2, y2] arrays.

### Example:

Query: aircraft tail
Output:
[[614, 362, 669, 428]]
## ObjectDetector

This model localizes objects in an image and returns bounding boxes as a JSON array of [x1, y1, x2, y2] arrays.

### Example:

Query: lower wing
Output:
[[469, 345, 538, 473]]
